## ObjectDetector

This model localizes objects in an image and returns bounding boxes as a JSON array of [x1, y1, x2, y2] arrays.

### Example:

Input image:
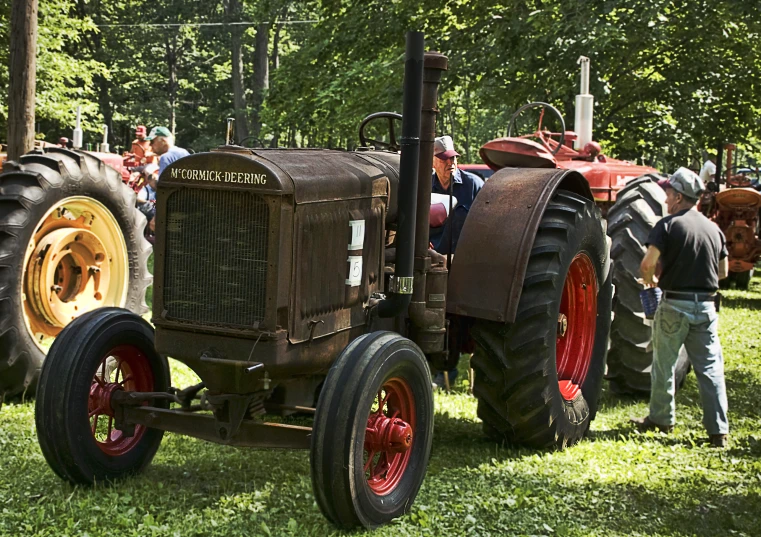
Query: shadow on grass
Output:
[[720, 293, 761, 310]]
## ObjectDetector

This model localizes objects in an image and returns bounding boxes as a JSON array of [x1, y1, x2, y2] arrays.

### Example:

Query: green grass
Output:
[[2, 280, 760, 536]]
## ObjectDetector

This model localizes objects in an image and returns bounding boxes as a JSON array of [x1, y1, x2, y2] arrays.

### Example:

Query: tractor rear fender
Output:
[[447, 168, 595, 323]]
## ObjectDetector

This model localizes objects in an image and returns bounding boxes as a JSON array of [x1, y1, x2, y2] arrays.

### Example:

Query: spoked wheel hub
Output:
[[363, 377, 416, 496], [23, 197, 129, 347], [89, 345, 154, 456], [556, 253, 598, 401]]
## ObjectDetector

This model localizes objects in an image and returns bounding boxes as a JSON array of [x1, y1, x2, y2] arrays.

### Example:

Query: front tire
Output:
[[311, 332, 434, 529], [471, 189, 612, 449], [35, 308, 169, 484]]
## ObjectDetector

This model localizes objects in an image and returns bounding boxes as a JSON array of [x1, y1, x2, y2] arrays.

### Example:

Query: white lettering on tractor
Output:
[[171, 168, 268, 185]]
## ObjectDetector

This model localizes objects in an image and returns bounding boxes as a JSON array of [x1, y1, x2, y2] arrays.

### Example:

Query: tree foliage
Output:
[[2, 0, 759, 168]]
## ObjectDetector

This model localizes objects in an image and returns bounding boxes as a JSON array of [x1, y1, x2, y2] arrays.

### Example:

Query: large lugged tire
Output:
[[471, 189, 613, 449], [0, 149, 152, 399], [606, 175, 690, 394], [36, 308, 169, 484], [311, 332, 434, 529]]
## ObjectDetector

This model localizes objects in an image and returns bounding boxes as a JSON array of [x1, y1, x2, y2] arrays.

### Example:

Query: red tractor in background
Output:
[[474, 56, 689, 395], [699, 143, 761, 289]]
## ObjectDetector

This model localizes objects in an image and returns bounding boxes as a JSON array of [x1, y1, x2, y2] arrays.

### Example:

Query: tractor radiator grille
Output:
[[163, 189, 269, 329]]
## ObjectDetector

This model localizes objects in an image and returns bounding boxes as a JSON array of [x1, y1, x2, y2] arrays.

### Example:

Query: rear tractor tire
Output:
[[471, 189, 613, 449], [311, 332, 434, 529], [35, 308, 169, 484], [606, 175, 690, 395], [0, 148, 152, 399]]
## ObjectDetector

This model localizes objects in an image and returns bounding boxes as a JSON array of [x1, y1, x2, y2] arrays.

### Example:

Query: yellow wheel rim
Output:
[[22, 196, 129, 350]]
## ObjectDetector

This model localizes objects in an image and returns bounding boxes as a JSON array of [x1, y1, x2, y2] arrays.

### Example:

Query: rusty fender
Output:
[[447, 168, 594, 323]]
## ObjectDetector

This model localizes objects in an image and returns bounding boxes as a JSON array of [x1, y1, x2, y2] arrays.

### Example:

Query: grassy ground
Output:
[[2, 280, 760, 537]]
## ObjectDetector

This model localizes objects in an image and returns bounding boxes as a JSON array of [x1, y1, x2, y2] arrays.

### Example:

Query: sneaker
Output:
[[630, 416, 674, 433], [709, 434, 728, 448]]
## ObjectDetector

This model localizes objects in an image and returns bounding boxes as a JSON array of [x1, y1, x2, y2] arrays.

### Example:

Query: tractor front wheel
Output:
[[311, 332, 433, 529], [471, 189, 613, 449], [35, 308, 169, 484]]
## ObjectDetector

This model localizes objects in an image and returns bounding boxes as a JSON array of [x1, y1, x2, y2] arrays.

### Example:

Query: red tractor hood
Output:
[[479, 136, 658, 204]]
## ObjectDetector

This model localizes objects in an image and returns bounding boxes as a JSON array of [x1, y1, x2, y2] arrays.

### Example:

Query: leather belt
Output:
[[664, 291, 716, 302]]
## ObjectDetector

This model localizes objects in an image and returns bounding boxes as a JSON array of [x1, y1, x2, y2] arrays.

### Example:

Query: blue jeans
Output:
[[650, 298, 729, 435]]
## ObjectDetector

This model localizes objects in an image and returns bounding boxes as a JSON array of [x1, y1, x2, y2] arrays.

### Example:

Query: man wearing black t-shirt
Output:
[[631, 168, 730, 448]]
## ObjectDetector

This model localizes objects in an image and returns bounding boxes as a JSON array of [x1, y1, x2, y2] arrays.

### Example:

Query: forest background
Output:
[[0, 0, 759, 172]]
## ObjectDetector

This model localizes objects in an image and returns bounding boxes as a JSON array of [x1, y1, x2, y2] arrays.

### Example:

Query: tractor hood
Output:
[[479, 137, 557, 170], [161, 148, 399, 209]]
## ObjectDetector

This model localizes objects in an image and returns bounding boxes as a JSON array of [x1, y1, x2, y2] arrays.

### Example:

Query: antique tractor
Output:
[[699, 143, 761, 289], [0, 128, 152, 399], [35, 34, 612, 529], [473, 57, 689, 394]]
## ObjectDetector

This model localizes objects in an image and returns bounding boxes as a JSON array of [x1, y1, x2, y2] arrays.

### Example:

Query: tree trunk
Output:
[[268, 20, 283, 147], [97, 76, 113, 147], [224, 0, 249, 143], [165, 35, 178, 135], [8, 0, 39, 161], [251, 23, 270, 141]]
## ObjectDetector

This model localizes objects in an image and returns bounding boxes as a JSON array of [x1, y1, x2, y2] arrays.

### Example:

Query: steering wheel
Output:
[[359, 112, 403, 152], [507, 102, 566, 155]]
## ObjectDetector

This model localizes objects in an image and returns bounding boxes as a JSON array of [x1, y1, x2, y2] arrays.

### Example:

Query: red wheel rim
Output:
[[88, 345, 154, 455], [556, 253, 598, 401], [363, 377, 415, 496]]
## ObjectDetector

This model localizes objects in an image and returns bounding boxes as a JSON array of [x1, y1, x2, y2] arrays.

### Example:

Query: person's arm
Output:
[[718, 256, 728, 280], [640, 245, 661, 287], [718, 228, 729, 280], [136, 187, 148, 206]]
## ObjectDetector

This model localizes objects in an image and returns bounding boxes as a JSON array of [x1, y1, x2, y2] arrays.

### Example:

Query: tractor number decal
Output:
[[348, 220, 365, 250], [170, 168, 268, 185], [347, 256, 363, 286], [346, 219, 365, 286]]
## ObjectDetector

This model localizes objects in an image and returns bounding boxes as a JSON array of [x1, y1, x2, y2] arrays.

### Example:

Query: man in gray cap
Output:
[[147, 126, 190, 175], [632, 167, 730, 447], [430, 135, 484, 254], [430, 135, 484, 390]]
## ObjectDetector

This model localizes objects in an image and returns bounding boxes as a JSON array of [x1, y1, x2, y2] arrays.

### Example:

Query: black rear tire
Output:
[[471, 189, 612, 449], [606, 175, 690, 394], [0, 149, 151, 398], [311, 332, 433, 529], [35, 308, 169, 484]]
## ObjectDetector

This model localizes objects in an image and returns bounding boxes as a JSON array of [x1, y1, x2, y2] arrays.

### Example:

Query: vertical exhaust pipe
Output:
[[378, 31, 425, 318], [72, 106, 83, 149], [574, 56, 594, 150]]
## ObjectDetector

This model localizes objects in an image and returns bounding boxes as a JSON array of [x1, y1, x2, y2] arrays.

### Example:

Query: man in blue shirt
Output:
[[430, 135, 484, 254], [146, 126, 190, 175], [429, 136, 484, 390]]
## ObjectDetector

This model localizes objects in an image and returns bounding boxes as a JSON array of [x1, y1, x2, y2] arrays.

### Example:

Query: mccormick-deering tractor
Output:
[[35, 34, 612, 529], [473, 57, 688, 394], [699, 143, 761, 289]]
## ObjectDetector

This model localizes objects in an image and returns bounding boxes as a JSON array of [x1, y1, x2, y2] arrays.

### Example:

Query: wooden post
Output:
[[8, 0, 38, 161]]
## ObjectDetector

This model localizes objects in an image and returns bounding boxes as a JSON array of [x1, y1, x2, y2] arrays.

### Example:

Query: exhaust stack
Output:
[[99, 125, 109, 153], [377, 31, 425, 318], [72, 106, 83, 149], [574, 56, 594, 150]]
